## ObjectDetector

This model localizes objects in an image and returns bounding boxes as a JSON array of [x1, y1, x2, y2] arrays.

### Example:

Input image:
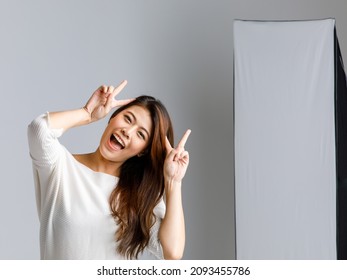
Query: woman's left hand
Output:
[[164, 130, 191, 183]]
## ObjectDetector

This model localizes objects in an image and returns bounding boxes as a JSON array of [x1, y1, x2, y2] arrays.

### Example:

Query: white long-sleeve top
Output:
[[27, 113, 165, 260]]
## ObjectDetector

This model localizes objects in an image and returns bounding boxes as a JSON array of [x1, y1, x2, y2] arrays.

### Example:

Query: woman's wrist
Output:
[[165, 178, 182, 193], [81, 106, 92, 123]]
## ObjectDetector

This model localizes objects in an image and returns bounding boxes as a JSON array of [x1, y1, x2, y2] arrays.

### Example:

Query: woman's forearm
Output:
[[159, 180, 185, 260], [48, 108, 91, 132]]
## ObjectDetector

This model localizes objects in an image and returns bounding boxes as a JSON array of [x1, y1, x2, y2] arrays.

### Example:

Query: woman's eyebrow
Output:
[[126, 111, 150, 137]]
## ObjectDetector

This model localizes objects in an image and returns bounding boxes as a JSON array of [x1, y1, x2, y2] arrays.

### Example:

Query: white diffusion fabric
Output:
[[234, 19, 336, 259]]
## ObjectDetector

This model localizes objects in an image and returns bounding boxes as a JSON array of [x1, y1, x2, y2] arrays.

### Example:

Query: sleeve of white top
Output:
[[28, 113, 64, 217], [147, 198, 166, 259], [27, 113, 64, 168]]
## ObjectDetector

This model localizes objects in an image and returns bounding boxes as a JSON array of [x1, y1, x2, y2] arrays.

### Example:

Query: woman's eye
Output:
[[124, 115, 131, 123], [138, 131, 145, 140]]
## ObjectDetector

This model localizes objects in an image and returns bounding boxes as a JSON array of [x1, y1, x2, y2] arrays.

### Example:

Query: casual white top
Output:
[[27, 113, 165, 260]]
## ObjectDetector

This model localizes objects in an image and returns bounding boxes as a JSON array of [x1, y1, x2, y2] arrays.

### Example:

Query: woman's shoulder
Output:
[[73, 153, 90, 165], [72, 153, 96, 172]]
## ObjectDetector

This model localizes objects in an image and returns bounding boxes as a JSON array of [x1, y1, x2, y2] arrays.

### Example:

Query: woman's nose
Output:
[[121, 126, 136, 138]]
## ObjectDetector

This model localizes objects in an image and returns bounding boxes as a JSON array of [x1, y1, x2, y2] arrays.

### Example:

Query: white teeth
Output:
[[113, 134, 125, 148]]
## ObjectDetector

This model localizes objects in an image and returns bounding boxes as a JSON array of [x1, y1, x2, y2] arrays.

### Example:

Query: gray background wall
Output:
[[1, 0, 347, 259]]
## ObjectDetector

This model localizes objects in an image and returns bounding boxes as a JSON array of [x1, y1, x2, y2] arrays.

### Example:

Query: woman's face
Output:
[[99, 105, 153, 163]]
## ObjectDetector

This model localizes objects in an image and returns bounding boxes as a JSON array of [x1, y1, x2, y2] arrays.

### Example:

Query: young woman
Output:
[[27, 80, 191, 260]]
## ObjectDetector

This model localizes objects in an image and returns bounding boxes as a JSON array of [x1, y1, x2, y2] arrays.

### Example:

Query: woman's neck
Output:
[[74, 149, 122, 177]]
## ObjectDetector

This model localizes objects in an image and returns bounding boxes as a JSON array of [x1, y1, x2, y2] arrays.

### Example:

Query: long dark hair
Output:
[[108, 96, 174, 259]]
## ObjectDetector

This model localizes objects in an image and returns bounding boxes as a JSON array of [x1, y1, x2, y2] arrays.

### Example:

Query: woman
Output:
[[27, 80, 191, 260]]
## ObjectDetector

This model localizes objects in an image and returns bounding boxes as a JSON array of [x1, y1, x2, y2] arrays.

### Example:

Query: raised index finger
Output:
[[111, 80, 128, 98], [177, 129, 191, 148]]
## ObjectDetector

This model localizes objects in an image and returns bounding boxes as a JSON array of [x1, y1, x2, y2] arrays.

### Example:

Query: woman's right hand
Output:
[[83, 80, 133, 122]]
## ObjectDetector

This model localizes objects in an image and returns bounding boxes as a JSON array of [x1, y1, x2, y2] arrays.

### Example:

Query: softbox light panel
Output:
[[234, 19, 347, 259]]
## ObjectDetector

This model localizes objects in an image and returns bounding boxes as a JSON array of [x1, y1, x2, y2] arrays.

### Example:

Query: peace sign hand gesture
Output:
[[164, 129, 191, 184], [84, 80, 134, 122]]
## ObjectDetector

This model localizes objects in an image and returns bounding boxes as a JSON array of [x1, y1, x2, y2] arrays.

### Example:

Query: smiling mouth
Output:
[[110, 134, 125, 150]]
